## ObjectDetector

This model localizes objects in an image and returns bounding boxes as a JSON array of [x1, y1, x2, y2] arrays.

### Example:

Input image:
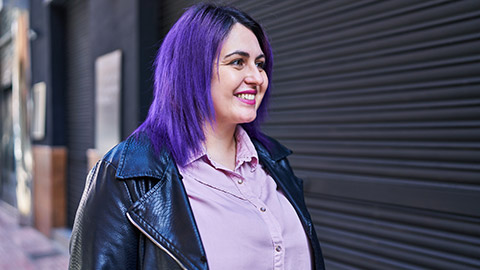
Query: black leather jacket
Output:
[[69, 133, 325, 270]]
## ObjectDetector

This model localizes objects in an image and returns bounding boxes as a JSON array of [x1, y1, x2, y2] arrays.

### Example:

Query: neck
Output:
[[203, 122, 237, 170]]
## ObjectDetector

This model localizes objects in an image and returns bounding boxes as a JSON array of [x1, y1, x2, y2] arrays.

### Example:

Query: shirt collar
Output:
[[182, 145, 207, 167], [181, 126, 258, 171], [113, 130, 291, 180], [234, 125, 258, 170]]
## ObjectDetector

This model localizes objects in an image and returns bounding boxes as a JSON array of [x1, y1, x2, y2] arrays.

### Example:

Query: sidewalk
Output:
[[0, 201, 69, 270]]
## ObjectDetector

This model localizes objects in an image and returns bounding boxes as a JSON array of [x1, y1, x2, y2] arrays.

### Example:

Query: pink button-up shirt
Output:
[[178, 126, 312, 270]]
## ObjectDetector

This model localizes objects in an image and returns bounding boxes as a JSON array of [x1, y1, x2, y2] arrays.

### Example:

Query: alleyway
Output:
[[0, 201, 69, 269]]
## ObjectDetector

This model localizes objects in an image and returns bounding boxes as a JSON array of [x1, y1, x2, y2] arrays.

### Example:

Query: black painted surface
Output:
[[138, 1, 161, 124], [64, 0, 93, 227], [30, 2, 66, 146]]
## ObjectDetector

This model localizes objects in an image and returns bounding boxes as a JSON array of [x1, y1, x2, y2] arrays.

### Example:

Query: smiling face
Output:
[[210, 23, 269, 128]]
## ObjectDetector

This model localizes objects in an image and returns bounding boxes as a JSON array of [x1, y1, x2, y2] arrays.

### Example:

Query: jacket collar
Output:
[[251, 135, 292, 163], [116, 133, 173, 180], [116, 132, 292, 180]]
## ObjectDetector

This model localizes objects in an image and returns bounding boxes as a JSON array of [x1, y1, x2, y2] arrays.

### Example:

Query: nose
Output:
[[244, 64, 265, 86]]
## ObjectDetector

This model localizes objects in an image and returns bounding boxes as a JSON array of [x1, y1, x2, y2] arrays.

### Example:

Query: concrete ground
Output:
[[0, 201, 69, 270]]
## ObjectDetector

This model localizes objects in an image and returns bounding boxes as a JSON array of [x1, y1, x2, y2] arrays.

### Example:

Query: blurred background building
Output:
[[0, 0, 479, 269]]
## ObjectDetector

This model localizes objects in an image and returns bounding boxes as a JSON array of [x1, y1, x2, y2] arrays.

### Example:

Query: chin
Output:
[[238, 115, 257, 124]]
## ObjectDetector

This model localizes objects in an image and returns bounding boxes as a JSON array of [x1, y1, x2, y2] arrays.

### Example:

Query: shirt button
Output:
[[237, 179, 243, 184], [260, 207, 266, 212], [275, 245, 282, 252]]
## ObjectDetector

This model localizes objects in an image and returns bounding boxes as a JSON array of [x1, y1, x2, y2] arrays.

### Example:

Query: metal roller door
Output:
[[221, 0, 480, 269], [64, 0, 94, 227]]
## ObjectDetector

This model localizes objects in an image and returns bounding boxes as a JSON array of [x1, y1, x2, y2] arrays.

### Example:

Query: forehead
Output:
[[220, 23, 264, 56]]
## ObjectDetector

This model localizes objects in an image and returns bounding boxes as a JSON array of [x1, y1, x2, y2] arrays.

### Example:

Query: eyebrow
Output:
[[224, 50, 265, 60]]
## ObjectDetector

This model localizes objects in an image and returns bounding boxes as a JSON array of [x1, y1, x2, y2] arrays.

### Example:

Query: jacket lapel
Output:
[[253, 137, 324, 270], [258, 156, 314, 232], [117, 134, 207, 270], [252, 137, 315, 238]]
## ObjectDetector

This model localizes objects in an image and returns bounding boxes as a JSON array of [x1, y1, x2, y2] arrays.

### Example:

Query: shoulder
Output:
[[76, 133, 173, 207], [98, 132, 173, 180], [73, 132, 172, 229], [97, 139, 128, 170]]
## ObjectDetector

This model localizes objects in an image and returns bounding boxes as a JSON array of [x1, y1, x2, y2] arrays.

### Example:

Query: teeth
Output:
[[237, 94, 255, 100]]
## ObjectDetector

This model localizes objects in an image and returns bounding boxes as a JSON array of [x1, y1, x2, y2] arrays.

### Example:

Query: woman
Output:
[[69, 3, 325, 270]]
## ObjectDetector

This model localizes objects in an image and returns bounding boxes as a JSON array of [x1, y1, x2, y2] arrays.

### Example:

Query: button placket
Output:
[[231, 174, 245, 185]]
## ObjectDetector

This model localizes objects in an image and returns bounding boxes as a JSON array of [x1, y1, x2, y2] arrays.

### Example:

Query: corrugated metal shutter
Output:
[[65, 0, 94, 227], [224, 0, 480, 269]]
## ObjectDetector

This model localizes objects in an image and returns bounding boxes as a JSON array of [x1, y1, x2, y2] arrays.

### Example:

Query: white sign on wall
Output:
[[95, 50, 122, 155], [32, 82, 46, 140]]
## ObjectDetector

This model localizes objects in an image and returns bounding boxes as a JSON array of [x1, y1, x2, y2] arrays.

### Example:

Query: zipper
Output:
[[126, 212, 188, 270]]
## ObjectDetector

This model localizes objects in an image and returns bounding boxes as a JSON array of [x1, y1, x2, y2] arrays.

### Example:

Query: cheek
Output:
[[210, 76, 228, 101], [255, 85, 268, 110], [212, 70, 237, 95], [260, 70, 269, 89], [258, 73, 269, 98]]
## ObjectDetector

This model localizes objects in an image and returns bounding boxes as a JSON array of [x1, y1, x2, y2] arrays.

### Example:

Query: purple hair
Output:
[[134, 3, 273, 166]]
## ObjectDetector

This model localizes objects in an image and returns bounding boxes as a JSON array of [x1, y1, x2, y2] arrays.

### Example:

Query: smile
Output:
[[234, 91, 256, 105]]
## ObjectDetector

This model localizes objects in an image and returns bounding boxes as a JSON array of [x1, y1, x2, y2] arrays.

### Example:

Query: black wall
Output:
[[30, 1, 66, 146], [138, 1, 161, 121], [90, 0, 137, 136]]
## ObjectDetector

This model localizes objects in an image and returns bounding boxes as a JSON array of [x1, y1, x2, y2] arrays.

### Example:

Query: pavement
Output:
[[0, 201, 70, 270]]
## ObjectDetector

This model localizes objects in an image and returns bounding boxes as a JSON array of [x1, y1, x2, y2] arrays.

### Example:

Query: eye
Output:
[[229, 59, 245, 67], [256, 61, 266, 70]]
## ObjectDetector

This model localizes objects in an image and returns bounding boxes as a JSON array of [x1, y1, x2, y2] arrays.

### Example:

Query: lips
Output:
[[234, 90, 257, 105]]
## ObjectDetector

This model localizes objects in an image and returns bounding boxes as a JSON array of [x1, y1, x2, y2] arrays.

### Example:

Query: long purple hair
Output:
[[134, 3, 273, 166]]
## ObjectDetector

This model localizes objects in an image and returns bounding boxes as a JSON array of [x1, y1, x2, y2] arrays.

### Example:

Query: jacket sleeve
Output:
[[69, 160, 139, 269]]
